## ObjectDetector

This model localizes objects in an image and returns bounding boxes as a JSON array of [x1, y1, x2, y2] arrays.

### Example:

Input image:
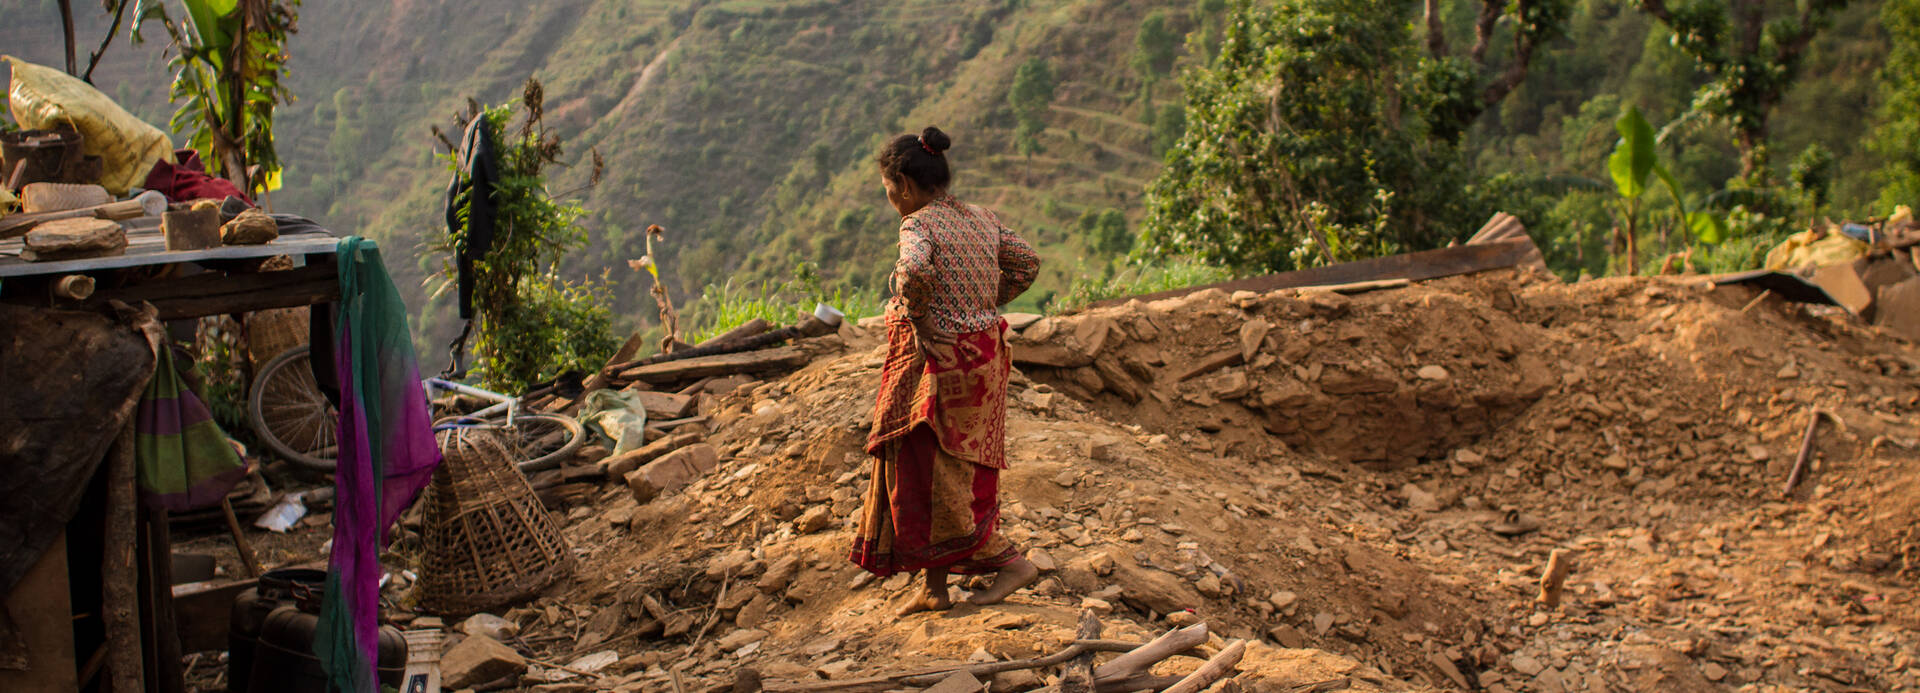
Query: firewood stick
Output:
[[1093, 622, 1209, 680], [1740, 289, 1774, 314], [102, 422, 145, 693], [1537, 549, 1573, 608], [1783, 408, 1834, 497], [221, 498, 263, 578], [1095, 674, 1187, 693], [795, 638, 1156, 692], [1162, 639, 1246, 693]]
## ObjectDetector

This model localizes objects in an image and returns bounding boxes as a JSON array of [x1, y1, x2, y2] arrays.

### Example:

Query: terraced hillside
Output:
[[5, 0, 1194, 351]]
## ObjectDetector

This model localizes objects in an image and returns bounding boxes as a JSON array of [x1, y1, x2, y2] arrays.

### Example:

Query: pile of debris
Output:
[[312, 263, 1919, 693]]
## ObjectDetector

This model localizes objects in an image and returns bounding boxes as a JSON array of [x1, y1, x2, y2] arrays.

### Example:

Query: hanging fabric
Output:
[[312, 237, 442, 693], [133, 344, 247, 511]]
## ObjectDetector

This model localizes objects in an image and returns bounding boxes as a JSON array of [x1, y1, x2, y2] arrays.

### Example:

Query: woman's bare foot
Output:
[[898, 590, 952, 616], [967, 556, 1039, 605]]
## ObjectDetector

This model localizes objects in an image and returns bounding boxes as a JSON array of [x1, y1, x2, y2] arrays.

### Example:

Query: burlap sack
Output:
[[5, 56, 174, 195]]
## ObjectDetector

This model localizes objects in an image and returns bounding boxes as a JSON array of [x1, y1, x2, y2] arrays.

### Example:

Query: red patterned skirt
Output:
[[849, 316, 1018, 576]]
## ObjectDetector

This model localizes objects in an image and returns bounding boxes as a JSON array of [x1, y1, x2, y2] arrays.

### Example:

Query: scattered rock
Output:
[[1700, 661, 1728, 681], [925, 670, 984, 693], [1080, 597, 1113, 615], [1268, 591, 1298, 611], [1165, 611, 1200, 627], [439, 634, 527, 689], [625, 443, 719, 503], [1267, 624, 1306, 648], [1088, 552, 1116, 576], [1416, 365, 1450, 381], [1511, 655, 1544, 677], [758, 555, 802, 593], [1027, 548, 1057, 573], [458, 613, 519, 641], [794, 505, 832, 534], [717, 628, 768, 652], [1402, 483, 1438, 512]]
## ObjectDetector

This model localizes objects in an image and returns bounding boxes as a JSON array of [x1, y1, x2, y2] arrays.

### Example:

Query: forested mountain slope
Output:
[[2, 0, 1896, 350]]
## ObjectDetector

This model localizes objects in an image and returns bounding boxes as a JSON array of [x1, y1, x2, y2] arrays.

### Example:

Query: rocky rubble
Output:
[[192, 269, 1920, 692]]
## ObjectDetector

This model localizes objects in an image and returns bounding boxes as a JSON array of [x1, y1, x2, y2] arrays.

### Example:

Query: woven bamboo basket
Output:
[[418, 427, 573, 615]]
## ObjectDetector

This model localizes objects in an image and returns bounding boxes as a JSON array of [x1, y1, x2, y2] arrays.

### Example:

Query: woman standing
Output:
[[850, 126, 1042, 614]]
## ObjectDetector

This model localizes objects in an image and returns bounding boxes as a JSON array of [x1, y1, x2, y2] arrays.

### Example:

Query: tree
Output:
[[1139, 0, 1510, 272], [1132, 11, 1178, 80], [134, 0, 302, 199], [1149, 103, 1185, 159], [1418, 0, 1573, 128], [1007, 58, 1055, 184], [1871, 0, 1920, 209], [1633, 0, 1851, 183]]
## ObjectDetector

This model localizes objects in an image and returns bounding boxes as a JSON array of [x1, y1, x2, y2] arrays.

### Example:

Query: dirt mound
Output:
[[186, 269, 1920, 691]]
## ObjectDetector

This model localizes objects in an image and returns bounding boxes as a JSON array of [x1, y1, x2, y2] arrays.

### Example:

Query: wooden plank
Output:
[[0, 228, 337, 277], [0, 534, 77, 692], [618, 346, 810, 383], [170, 578, 259, 653], [1086, 239, 1537, 309], [698, 318, 771, 347], [77, 264, 342, 319]]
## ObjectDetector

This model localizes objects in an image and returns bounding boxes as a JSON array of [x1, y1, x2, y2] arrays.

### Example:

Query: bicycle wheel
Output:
[[247, 345, 340, 471], [434, 412, 586, 472]]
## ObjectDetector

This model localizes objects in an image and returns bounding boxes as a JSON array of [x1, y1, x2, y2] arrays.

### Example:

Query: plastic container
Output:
[[246, 605, 408, 693], [228, 568, 327, 693]]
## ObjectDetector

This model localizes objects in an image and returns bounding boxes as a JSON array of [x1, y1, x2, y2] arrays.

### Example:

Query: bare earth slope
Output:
[[483, 270, 1919, 691]]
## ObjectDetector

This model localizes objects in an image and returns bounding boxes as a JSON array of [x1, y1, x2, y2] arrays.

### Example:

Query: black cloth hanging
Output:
[[445, 117, 501, 321]]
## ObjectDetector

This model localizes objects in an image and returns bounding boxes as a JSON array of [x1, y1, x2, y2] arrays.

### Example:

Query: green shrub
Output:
[[478, 273, 623, 392], [436, 81, 618, 393]]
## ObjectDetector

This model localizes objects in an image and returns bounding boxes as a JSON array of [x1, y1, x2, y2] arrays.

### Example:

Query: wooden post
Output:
[[101, 423, 144, 693]]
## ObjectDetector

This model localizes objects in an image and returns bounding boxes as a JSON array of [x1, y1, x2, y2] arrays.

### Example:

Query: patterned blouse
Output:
[[890, 194, 1041, 335]]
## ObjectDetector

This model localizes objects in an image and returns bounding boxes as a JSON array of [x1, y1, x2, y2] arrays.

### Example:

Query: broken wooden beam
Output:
[[1093, 623, 1208, 680], [80, 262, 340, 321], [617, 346, 809, 384], [582, 332, 647, 393], [1161, 639, 1246, 693], [699, 318, 771, 348], [628, 389, 697, 419], [1088, 238, 1540, 309]]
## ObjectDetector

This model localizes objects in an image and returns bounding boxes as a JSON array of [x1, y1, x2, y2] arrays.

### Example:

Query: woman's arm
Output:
[[996, 221, 1040, 306], [892, 217, 936, 320]]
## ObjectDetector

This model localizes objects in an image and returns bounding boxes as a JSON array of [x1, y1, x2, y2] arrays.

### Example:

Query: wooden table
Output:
[[0, 218, 341, 319], [0, 216, 344, 693]]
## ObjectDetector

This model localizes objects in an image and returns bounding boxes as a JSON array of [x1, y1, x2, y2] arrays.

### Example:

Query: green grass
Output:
[[1049, 257, 1234, 313], [687, 276, 887, 343]]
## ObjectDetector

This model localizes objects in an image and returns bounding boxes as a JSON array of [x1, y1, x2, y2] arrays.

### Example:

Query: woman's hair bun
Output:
[[920, 126, 951, 153]]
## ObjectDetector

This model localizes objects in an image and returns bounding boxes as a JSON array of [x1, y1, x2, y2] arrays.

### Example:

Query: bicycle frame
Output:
[[423, 377, 518, 423]]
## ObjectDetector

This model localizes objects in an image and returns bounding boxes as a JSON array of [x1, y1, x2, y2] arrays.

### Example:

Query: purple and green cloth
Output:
[[133, 346, 247, 511], [313, 237, 442, 693]]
